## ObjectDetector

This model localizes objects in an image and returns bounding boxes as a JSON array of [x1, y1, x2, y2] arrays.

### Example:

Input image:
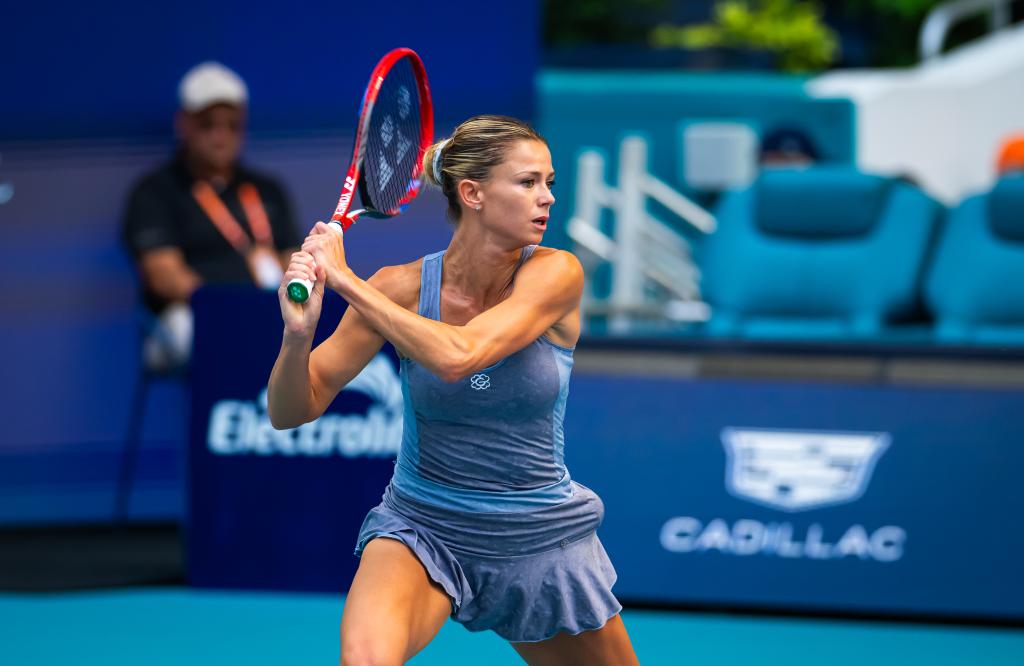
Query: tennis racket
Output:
[[287, 47, 433, 303]]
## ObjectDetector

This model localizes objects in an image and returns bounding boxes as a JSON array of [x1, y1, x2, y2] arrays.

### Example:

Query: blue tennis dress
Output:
[[355, 245, 621, 643]]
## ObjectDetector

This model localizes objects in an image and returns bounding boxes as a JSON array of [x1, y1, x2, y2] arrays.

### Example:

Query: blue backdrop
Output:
[[1, 1, 539, 140]]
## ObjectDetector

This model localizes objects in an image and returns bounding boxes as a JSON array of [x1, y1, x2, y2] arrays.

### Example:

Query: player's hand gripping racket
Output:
[[287, 47, 433, 303]]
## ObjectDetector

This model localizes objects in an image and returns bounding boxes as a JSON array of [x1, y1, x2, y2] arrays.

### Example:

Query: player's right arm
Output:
[[267, 254, 418, 429]]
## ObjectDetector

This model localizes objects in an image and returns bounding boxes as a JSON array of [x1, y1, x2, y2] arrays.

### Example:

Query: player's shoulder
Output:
[[513, 247, 583, 305], [368, 259, 423, 311], [522, 246, 583, 280]]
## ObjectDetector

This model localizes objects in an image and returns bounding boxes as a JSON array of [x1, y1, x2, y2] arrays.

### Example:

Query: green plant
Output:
[[650, 0, 840, 73]]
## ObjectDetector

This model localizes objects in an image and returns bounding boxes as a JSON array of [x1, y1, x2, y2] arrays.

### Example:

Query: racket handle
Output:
[[286, 221, 344, 303], [286, 278, 314, 303]]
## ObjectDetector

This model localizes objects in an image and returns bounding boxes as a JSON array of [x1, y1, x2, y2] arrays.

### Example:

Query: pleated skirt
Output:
[[354, 481, 622, 643]]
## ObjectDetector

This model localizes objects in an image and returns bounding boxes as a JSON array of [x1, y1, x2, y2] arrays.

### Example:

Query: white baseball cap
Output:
[[178, 62, 248, 112]]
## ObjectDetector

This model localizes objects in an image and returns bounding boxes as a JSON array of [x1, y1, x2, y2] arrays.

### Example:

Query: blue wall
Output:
[[1, 1, 539, 140]]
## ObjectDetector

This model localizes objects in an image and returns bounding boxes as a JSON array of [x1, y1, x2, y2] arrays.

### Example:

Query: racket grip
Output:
[[286, 221, 344, 303], [286, 277, 314, 303]]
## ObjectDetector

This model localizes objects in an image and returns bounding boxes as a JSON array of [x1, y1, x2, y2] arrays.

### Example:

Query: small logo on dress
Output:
[[470, 373, 491, 390]]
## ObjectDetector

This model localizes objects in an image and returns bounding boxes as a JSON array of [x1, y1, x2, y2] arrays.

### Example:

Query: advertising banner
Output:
[[188, 288, 399, 592], [565, 371, 1024, 621]]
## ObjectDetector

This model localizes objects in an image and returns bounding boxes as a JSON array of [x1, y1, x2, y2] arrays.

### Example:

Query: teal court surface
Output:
[[1, 588, 1022, 665]]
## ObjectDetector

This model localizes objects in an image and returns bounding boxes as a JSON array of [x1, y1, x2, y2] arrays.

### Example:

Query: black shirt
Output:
[[122, 154, 300, 312]]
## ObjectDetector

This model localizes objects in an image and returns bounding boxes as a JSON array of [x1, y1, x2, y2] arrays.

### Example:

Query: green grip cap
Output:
[[287, 282, 309, 303]]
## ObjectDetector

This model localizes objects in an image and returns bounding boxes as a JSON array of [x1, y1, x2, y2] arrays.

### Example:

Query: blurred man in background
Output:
[[758, 126, 819, 167], [122, 62, 300, 370]]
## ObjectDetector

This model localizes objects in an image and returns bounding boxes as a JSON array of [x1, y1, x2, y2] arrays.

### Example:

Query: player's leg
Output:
[[340, 537, 453, 666], [510, 613, 639, 666]]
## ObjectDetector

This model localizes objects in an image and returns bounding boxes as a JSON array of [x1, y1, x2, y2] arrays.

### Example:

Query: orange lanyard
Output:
[[192, 181, 274, 254]]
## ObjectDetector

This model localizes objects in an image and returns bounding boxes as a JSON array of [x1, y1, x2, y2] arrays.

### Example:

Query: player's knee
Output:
[[339, 636, 404, 666]]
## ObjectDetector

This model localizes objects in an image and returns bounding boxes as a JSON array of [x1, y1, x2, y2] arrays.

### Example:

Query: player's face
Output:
[[477, 140, 555, 245], [179, 104, 245, 172]]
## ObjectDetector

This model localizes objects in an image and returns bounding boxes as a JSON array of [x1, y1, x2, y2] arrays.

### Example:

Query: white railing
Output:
[[567, 136, 716, 333]]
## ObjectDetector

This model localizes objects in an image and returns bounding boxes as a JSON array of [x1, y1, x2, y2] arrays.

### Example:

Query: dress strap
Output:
[[509, 244, 538, 285], [418, 250, 445, 320]]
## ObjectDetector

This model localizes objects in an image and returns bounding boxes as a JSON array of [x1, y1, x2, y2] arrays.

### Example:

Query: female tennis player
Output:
[[268, 115, 638, 665]]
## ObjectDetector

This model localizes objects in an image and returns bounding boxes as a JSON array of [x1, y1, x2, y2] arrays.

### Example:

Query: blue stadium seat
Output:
[[700, 166, 940, 340], [925, 173, 1024, 346]]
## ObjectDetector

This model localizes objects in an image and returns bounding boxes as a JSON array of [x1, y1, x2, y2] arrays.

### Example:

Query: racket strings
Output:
[[363, 57, 423, 214]]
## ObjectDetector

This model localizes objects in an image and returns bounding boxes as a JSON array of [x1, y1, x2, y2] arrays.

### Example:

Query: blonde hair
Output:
[[422, 115, 547, 222]]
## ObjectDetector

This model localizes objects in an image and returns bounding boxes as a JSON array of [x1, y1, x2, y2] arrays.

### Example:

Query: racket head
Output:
[[334, 48, 433, 227], [289, 49, 431, 303]]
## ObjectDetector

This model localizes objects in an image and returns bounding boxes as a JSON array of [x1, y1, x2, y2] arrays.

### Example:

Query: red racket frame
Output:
[[331, 47, 434, 231]]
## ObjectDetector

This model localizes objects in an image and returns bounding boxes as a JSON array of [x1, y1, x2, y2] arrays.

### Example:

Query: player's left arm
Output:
[[301, 221, 582, 381], [336, 252, 581, 382], [435, 249, 582, 375]]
